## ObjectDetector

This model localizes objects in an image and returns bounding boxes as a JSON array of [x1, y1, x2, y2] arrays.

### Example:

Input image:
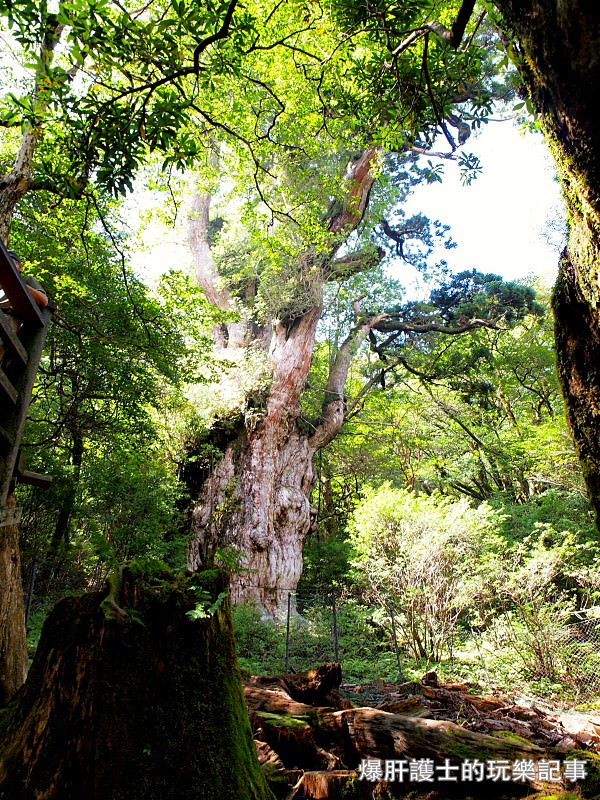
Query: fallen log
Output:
[[247, 663, 343, 707], [421, 683, 506, 711], [245, 684, 328, 717], [245, 689, 543, 761], [320, 706, 543, 763], [245, 667, 598, 798]]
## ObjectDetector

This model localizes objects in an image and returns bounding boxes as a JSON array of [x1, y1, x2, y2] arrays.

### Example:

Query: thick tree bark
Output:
[[185, 309, 386, 613], [553, 252, 600, 513], [187, 151, 379, 613], [0, 497, 28, 707], [0, 567, 275, 800], [492, 2, 600, 522], [187, 307, 323, 612]]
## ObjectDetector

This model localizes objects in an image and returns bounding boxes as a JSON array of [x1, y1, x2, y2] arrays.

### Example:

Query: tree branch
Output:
[[422, 32, 456, 151], [372, 317, 502, 335], [327, 147, 379, 235], [450, 0, 477, 48], [344, 357, 405, 419], [84, 1, 239, 129], [327, 247, 384, 279], [193, 0, 239, 74], [389, 0, 477, 56], [309, 313, 388, 451]]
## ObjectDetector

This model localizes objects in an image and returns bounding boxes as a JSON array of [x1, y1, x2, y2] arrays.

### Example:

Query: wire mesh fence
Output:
[[551, 616, 600, 701], [233, 589, 600, 706], [466, 611, 600, 704], [233, 588, 412, 683]]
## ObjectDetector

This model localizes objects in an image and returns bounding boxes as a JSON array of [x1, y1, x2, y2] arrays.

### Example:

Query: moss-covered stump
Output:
[[0, 566, 275, 800]]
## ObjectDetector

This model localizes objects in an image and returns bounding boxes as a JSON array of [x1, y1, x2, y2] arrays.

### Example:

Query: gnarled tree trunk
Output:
[[186, 150, 379, 614], [187, 307, 324, 611], [492, 1, 600, 523]]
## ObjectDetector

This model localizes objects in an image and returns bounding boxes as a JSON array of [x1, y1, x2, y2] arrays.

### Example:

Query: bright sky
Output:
[[128, 118, 566, 296], [403, 119, 565, 288]]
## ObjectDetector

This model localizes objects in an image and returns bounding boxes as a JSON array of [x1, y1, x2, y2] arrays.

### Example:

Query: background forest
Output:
[[15, 183, 599, 705], [2, 0, 600, 711], [23, 257, 599, 703]]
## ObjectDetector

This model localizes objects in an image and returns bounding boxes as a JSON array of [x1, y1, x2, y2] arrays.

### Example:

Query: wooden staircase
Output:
[[0, 240, 55, 525]]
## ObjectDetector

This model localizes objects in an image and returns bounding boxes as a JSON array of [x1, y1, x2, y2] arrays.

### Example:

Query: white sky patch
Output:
[[121, 172, 195, 286], [402, 120, 565, 286], [123, 120, 565, 298]]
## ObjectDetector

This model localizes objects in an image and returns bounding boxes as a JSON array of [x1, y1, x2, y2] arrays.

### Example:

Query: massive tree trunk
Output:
[[186, 150, 379, 613], [187, 306, 324, 612], [492, 2, 600, 522], [0, 567, 275, 800]]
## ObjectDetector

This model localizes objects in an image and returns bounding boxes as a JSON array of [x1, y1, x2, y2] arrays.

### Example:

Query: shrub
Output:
[[349, 485, 505, 661]]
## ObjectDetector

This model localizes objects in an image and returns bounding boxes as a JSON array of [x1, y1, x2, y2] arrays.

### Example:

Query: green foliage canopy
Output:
[[12, 191, 217, 582], [0, 0, 494, 217]]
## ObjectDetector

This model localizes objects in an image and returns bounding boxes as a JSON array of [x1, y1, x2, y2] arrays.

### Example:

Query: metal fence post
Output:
[[331, 588, 339, 663], [285, 591, 292, 673]]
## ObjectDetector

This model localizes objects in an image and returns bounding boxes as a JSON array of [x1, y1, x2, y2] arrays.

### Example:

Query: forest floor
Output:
[[340, 673, 600, 750], [245, 665, 600, 799]]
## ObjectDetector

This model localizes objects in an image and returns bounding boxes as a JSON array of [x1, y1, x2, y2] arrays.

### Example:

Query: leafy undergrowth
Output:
[[232, 600, 600, 712]]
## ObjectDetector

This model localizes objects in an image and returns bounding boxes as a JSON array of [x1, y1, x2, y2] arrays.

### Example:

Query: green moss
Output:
[[189, 566, 228, 599], [563, 750, 600, 798], [255, 711, 311, 729], [532, 794, 580, 800], [491, 730, 538, 748], [442, 728, 497, 762], [100, 566, 127, 620], [0, 567, 275, 800]]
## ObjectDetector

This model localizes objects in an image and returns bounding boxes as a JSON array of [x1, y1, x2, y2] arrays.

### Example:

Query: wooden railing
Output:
[[0, 240, 55, 522]]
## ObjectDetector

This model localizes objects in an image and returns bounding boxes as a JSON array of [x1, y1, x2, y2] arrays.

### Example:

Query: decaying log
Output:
[[255, 740, 302, 796], [248, 663, 343, 706], [288, 770, 371, 800], [245, 684, 322, 717], [311, 706, 542, 764], [245, 666, 597, 799]]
